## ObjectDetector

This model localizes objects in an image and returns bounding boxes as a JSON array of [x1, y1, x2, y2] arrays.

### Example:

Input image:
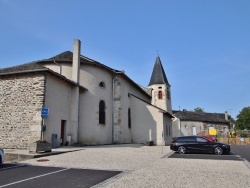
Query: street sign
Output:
[[41, 108, 49, 118]]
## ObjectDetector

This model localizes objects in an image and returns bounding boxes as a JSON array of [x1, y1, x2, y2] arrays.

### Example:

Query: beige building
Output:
[[172, 110, 230, 138], [0, 39, 173, 149]]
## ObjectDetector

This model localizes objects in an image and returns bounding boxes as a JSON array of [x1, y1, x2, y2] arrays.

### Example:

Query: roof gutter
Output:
[[0, 69, 48, 76], [0, 68, 87, 91]]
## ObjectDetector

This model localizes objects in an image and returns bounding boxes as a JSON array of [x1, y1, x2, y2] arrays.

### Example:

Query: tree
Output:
[[236, 106, 250, 130], [194, 107, 204, 113]]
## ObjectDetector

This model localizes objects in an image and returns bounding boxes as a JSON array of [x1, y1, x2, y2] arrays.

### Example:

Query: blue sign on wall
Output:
[[41, 108, 49, 118]]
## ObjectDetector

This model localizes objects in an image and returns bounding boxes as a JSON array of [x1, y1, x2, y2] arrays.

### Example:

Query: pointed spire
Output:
[[148, 55, 169, 86]]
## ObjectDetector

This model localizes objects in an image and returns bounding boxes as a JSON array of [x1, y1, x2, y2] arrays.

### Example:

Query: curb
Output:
[[4, 149, 83, 162]]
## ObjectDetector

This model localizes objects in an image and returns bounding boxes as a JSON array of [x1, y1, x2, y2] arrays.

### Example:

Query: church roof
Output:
[[0, 62, 47, 74], [0, 51, 118, 75], [173, 110, 230, 124], [0, 51, 150, 97], [148, 56, 169, 86], [0, 61, 87, 91], [47, 51, 121, 72]]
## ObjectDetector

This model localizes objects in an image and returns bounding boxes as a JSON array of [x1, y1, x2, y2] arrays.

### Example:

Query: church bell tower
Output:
[[148, 55, 172, 113]]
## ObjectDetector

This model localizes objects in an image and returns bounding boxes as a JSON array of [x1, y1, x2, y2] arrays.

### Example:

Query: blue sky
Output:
[[0, 0, 249, 119]]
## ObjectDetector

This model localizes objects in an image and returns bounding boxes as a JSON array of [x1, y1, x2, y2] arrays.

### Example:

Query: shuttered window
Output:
[[158, 91, 163, 99]]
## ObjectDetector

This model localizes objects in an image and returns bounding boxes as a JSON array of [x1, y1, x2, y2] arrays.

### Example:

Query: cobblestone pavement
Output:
[[20, 144, 250, 188]]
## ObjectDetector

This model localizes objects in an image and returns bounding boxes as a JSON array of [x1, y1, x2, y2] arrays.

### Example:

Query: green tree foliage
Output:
[[236, 106, 250, 130], [194, 107, 204, 113]]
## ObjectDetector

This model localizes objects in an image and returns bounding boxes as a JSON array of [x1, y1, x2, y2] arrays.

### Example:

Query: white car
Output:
[[0, 147, 4, 164]]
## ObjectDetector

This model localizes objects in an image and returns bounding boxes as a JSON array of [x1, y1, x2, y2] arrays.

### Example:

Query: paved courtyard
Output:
[[19, 144, 250, 188]]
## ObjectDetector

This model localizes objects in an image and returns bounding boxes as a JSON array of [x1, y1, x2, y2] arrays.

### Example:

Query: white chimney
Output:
[[72, 39, 81, 83], [225, 111, 228, 121]]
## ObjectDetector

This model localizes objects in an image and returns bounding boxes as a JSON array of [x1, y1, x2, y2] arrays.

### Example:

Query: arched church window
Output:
[[158, 91, 163, 99], [99, 81, 105, 88], [99, 100, 105, 124], [128, 108, 131, 129]]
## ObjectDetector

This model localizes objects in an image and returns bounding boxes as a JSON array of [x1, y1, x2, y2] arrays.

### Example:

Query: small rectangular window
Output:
[[158, 91, 163, 99]]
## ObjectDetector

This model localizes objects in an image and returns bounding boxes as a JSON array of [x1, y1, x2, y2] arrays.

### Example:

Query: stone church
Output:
[[0, 39, 174, 149]]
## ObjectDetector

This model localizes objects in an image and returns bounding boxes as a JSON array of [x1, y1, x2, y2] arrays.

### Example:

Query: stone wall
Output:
[[0, 73, 45, 149]]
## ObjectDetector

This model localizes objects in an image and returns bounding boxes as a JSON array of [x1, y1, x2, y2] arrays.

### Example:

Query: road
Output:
[[0, 164, 121, 188], [169, 145, 250, 162], [230, 145, 250, 162], [0, 144, 250, 188]]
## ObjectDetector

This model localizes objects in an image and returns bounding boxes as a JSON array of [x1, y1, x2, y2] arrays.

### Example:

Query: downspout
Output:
[[77, 90, 80, 143], [40, 73, 47, 141], [53, 61, 62, 75]]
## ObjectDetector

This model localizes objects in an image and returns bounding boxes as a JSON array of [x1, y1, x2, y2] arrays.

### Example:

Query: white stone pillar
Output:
[[72, 39, 81, 83], [70, 39, 81, 144]]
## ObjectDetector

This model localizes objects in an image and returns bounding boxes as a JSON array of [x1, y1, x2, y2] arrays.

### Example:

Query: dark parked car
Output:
[[170, 136, 230, 155], [202, 135, 217, 142]]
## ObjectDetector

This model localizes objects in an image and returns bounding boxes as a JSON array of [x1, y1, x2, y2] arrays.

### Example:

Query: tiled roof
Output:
[[148, 56, 169, 86], [47, 51, 74, 61], [0, 51, 116, 75], [47, 51, 119, 72], [47, 51, 95, 63], [173, 110, 230, 124], [0, 62, 47, 75], [0, 51, 150, 97]]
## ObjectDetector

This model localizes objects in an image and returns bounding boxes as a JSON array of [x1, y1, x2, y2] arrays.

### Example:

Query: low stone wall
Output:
[[217, 137, 250, 145]]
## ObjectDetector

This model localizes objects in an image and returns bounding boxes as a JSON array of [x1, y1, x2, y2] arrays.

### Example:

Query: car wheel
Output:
[[178, 146, 186, 154], [214, 147, 223, 155]]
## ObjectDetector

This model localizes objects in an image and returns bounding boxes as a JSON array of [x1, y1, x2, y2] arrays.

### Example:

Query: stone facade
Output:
[[113, 77, 122, 143], [0, 73, 45, 149]]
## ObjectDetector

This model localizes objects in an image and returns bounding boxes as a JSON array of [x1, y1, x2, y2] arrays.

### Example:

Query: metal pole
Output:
[[42, 118, 44, 141], [162, 131, 164, 156]]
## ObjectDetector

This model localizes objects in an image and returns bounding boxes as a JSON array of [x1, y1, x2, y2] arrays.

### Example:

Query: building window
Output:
[[128, 108, 131, 129], [158, 91, 163, 99], [99, 81, 105, 88], [99, 100, 105, 124]]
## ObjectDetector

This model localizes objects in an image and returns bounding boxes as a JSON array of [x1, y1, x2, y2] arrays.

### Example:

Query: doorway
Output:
[[192, 126, 197, 135], [61, 120, 66, 145]]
